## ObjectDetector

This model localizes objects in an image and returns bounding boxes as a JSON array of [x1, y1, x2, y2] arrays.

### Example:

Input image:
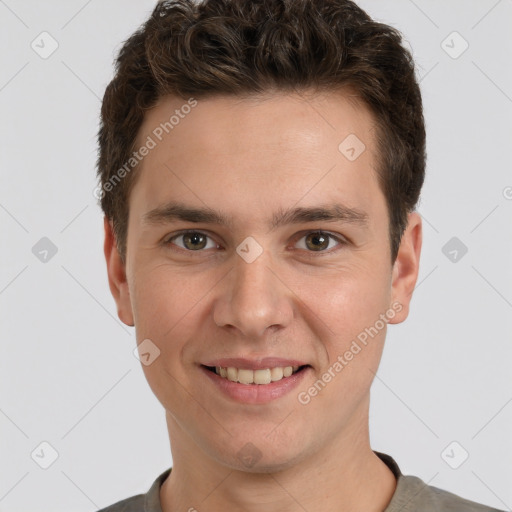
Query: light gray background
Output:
[[1, 1, 511, 511]]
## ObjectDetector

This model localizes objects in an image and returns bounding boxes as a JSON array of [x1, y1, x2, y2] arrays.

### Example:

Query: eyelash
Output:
[[163, 229, 348, 257]]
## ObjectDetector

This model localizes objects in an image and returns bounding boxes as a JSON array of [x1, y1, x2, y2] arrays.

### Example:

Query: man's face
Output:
[[106, 90, 420, 471]]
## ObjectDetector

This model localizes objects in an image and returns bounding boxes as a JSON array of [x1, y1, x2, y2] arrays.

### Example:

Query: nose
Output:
[[212, 248, 293, 339]]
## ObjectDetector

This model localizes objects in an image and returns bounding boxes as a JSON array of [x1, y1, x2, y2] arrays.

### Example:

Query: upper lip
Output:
[[201, 357, 309, 370]]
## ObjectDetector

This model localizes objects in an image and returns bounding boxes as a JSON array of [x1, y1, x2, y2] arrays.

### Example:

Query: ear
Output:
[[388, 211, 422, 324], [104, 217, 134, 327]]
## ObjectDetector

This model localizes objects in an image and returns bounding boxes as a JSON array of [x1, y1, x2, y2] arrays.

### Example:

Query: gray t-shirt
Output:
[[96, 451, 505, 511]]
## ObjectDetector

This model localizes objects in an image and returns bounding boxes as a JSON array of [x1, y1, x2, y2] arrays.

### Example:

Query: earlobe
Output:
[[388, 212, 422, 324], [103, 217, 135, 327]]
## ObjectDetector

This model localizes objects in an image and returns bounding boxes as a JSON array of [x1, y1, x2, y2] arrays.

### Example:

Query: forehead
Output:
[[130, 89, 382, 223], [137, 88, 376, 157]]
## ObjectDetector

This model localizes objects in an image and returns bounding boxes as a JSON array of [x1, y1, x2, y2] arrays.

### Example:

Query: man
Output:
[[95, 0, 504, 510]]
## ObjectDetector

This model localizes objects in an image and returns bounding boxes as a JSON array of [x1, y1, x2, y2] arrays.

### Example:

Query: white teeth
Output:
[[214, 365, 302, 385], [270, 367, 283, 381], [238, 369, 253, 385], [254, 369, 271, 384]]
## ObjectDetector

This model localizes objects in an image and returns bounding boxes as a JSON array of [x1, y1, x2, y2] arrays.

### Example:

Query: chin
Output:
[[211, 435, 309, 474], [228, 451, 304, 474]]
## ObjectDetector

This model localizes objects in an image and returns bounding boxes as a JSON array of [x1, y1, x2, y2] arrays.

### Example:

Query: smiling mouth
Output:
[[203, 365, 309, 385]]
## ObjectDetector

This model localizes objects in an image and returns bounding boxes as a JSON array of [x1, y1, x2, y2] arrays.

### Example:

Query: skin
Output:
[[104, 89, 422, 512]]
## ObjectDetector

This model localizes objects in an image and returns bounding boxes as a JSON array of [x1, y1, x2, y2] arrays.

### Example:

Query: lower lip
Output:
[[201, 365, 311, 404]]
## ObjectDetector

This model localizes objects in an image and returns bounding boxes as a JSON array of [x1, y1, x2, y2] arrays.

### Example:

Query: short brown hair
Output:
[[96, 0, 426, 263]]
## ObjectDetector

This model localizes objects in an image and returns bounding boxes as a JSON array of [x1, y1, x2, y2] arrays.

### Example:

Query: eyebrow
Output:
[[141, 201, 369, 231]]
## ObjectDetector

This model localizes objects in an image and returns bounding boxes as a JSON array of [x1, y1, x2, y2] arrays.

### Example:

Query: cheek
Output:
[[130, 266, 207, 411], [293, 259, 391, 338], [130, 264, 223, 384], [131, 264, 206, 340], [294, 262, 391, 391]]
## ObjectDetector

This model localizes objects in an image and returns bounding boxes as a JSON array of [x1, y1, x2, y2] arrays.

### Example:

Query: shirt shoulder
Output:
[[95, 468, 171, 512], [374, 452, 505, 512], [429, 480, 506, 512], [96, 493, 145, 512], [388, 473, 506, 512]]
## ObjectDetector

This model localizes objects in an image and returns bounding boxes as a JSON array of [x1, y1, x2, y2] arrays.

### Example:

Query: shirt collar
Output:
[[143, 451, 405, 512]]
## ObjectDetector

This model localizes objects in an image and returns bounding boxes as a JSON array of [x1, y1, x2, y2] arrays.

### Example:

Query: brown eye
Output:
[[294, 231, 344, 253], [183, 232, 207, 250], [166, 231, 217, 251], [305, 232, 329, 251]]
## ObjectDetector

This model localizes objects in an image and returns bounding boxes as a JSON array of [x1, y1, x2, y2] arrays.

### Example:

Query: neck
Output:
[[160, 410, 397, 512]]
